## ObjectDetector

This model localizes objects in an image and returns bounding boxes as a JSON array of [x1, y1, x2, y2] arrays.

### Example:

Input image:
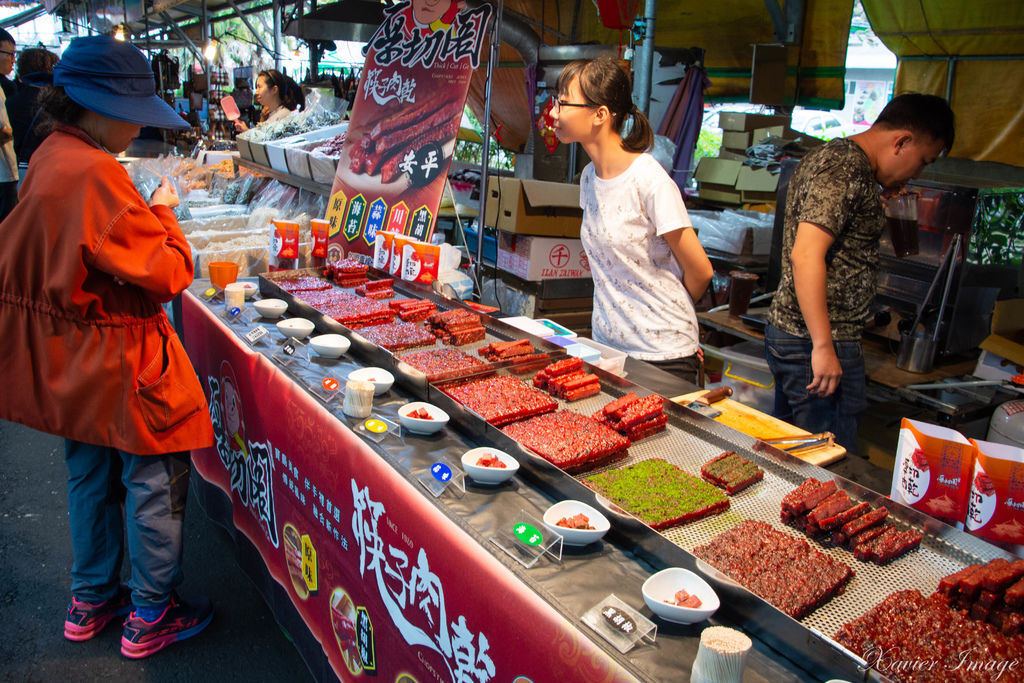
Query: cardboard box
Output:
[[721, 130, 751, 151], [485, 176, 583, 237], [735, 166, 780, 203], [751, 125, 786, 143], [694, 157, 742, 204], [716, 149, 748, 162], [718, 112, 791, 132], [496, 231, 591, 281], [980, 299, 1024, 367]]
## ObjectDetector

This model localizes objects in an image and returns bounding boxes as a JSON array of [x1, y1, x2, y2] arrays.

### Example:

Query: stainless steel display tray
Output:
[[257, 268, 1014, 681]]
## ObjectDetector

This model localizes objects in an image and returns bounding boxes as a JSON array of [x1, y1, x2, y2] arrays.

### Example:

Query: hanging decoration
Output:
[[594, 0, 641, 30]]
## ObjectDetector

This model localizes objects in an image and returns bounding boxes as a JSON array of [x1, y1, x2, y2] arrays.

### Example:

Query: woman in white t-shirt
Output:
[[551, 57, 713, 383]]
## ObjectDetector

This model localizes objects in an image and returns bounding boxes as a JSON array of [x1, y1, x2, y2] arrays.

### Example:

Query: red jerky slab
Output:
[[277, 276, 332, 292], [443, 375, 557, 426], [398, 348, 489, 381], [624, 414, 668, 442], [616, 395, 665, 430], [358, 321, 437, 351], [503, 410, 629, 474]]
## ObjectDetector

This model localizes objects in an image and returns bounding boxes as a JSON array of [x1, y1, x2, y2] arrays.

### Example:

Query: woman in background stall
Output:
[[233, 69, 304, 133], [550, 57, 713, 384]]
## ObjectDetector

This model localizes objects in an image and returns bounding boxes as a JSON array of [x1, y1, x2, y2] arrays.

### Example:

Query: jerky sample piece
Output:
[[397, 347, 489, 381], [694, 520, 854, 620], [533, 357, 585, 390], [357, 321, 437, 351], [583, 459, 729, 529], [442, 375, 557, 427], [700, 451, 764, 495], [503, 410, 629, 474], [836, 591, 1024, 681]]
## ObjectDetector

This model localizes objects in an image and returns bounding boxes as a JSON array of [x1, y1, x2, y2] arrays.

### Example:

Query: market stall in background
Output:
[[3, 0, 1024, 682]]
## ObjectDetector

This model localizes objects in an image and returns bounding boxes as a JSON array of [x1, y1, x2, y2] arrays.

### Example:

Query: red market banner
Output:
[[181, 293, 631, 682], [327, 0, 492, 260]]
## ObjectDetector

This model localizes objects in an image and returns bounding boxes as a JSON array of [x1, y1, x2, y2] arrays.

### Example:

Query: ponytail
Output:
[[622, 104, 654, 153]]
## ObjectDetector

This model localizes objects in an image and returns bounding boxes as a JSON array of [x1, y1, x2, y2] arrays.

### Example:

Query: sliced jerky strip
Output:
[[847, 524, 888, 549], [982, 559, 1024, 593], [781, 478, 825, 516], [602, 392, 639, 417], [1004, 576, 1024, 608], [379, 118, 461, 183], [370, 96, 458, 140], [818, 501, 872, 532], [840, 505, 887, 538], [869, 528, 923, 564], [806, 491, 853, 527], [624, 414, 668, 441], [853, 525, 897, 561]]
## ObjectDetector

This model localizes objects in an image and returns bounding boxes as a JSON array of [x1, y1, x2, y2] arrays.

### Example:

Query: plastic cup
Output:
[[208, 261, 239, 289], [885, 193, 919, 258], [224, 282, 246, 310], [727, 271, 759, 318]]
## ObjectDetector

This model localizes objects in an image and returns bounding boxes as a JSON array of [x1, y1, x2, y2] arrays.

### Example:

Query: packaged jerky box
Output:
[[966, 438, 1024, 553], [890, 418, 975, 528]]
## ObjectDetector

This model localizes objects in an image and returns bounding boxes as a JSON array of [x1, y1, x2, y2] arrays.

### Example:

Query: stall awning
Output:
[[862, 0, 1024, 165]]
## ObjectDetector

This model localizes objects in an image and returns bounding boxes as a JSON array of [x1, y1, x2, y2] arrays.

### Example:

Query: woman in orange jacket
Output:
[[0, 36, 215, 659]]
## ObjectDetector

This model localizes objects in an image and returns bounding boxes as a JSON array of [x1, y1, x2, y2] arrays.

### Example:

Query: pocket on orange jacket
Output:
[[136, 336, 203, 433]]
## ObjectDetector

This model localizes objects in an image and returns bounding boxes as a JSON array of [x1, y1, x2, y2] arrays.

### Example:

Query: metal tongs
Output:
[[760, 432, 835, 454]]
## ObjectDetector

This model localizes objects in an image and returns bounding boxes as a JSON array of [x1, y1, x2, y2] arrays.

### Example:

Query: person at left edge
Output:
[[0, 28, 18, 220], [0, 35, 215, 659]]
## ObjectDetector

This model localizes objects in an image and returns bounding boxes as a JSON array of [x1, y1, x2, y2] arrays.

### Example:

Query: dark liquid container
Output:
[[887, 216, 919, 257]]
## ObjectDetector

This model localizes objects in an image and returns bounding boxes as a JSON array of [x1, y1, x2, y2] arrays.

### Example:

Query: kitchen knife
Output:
[[685, 385, 733, 419]]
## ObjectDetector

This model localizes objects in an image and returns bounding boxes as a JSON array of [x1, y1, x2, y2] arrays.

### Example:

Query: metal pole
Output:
[[635, 0, 657, 115], [474, 0, 503, 294], [273, 0, 282, 71]]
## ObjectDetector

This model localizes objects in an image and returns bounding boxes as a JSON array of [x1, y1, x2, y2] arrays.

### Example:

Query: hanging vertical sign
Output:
[[326, 0, 493, 261]]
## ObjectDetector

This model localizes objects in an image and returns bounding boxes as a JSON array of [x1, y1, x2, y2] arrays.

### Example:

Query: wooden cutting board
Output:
[[671, 391, 846, 466]]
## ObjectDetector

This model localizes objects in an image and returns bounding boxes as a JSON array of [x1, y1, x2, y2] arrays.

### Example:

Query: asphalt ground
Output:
[[0, 419, 311, 682]]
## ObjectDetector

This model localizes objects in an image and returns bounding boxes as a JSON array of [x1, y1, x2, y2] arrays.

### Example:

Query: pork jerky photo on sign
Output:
[[327, 0, 491, 260]]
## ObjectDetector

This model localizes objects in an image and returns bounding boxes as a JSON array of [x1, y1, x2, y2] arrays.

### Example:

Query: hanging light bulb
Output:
[[204, 39, 218, 62], [114, 25, 125, 41]]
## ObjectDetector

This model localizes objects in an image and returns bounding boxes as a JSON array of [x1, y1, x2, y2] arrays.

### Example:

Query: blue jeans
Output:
[[764, 325, 867, 454], [65, 440, 190, 608]]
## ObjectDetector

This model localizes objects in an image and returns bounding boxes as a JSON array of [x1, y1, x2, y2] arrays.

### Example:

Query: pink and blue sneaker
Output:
[[64, 585, 133, 641], [120, 593, 213, 659]]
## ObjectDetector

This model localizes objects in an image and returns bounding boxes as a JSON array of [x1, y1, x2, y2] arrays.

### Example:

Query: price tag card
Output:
[[219, 305, 248, 327], [308, 376, 341, 404], [244, 325, 271, 347], [414, 458, 465, 498], [352, 416, 399, 445], [489, 509, 562, 568], [581, 594, 656, 654], [199, 286, 220, 303], [272, 338, 309, 367]]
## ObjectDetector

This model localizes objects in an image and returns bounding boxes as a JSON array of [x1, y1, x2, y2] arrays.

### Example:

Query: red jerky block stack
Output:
[[398, 348, 489, 381], [583, 459, 729, 529], [276, 275, 332, 293], [694, 520, 854, 619], [592, 393, 668, 442], [781, 478, 922, 565], [701, 452, 764, 494], [390, 299, 437, 322], [324, 258, 369, 288], [836, 590, 1024, 682], [503, 410, 630, 474], [442, 375, 557, 427], [479, 339, 536, 361], [937, 557, 1024, 635], [533, 358, 600, 401], [426, 309, 486, 346], [357, 321, 437, 351], [354, 278, 394, 299]]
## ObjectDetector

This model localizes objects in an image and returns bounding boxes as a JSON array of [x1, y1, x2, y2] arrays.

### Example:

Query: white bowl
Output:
[[240, 281, 258, 299], [348, 367, 395, 395], [642, 567, 720, 624], [461, 447, 519, 485], [309, 334, 351, 358], [254, 298, 288, 319], [276, 318, 315, 339], [397, 402, 449, 435], [542, 500, 610, 546]]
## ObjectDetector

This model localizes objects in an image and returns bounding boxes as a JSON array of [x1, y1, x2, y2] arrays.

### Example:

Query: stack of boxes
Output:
[[694, 112, 792, 206]]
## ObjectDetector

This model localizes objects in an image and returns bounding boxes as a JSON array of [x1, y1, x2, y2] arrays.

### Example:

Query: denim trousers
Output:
[[65, 439, 190, 607], [764, 325, 867, 453]]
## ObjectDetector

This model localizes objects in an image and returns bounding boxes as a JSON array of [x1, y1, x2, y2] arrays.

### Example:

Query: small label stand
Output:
[[489, 509, 563, 568], [308, 376, 341, 404], [414, 458, 466, 498], [272, 338, 309, 368], [198, 287, 220, 303], [244, 325, 271, 348], [353, 416, 399, 444], [219, 306, 248, 327], [581, 594, 657, 654]]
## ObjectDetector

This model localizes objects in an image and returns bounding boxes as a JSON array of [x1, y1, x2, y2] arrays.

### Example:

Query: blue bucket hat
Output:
[[53, 35, 189, 130]]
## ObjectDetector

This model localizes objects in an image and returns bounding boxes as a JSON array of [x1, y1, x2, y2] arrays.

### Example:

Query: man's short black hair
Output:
[[874, 93, 956, 152], [0, 28, 14, 46]]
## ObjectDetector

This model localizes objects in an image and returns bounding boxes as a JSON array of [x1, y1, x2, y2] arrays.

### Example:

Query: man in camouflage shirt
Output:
[[766, 94, 955, 453]]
